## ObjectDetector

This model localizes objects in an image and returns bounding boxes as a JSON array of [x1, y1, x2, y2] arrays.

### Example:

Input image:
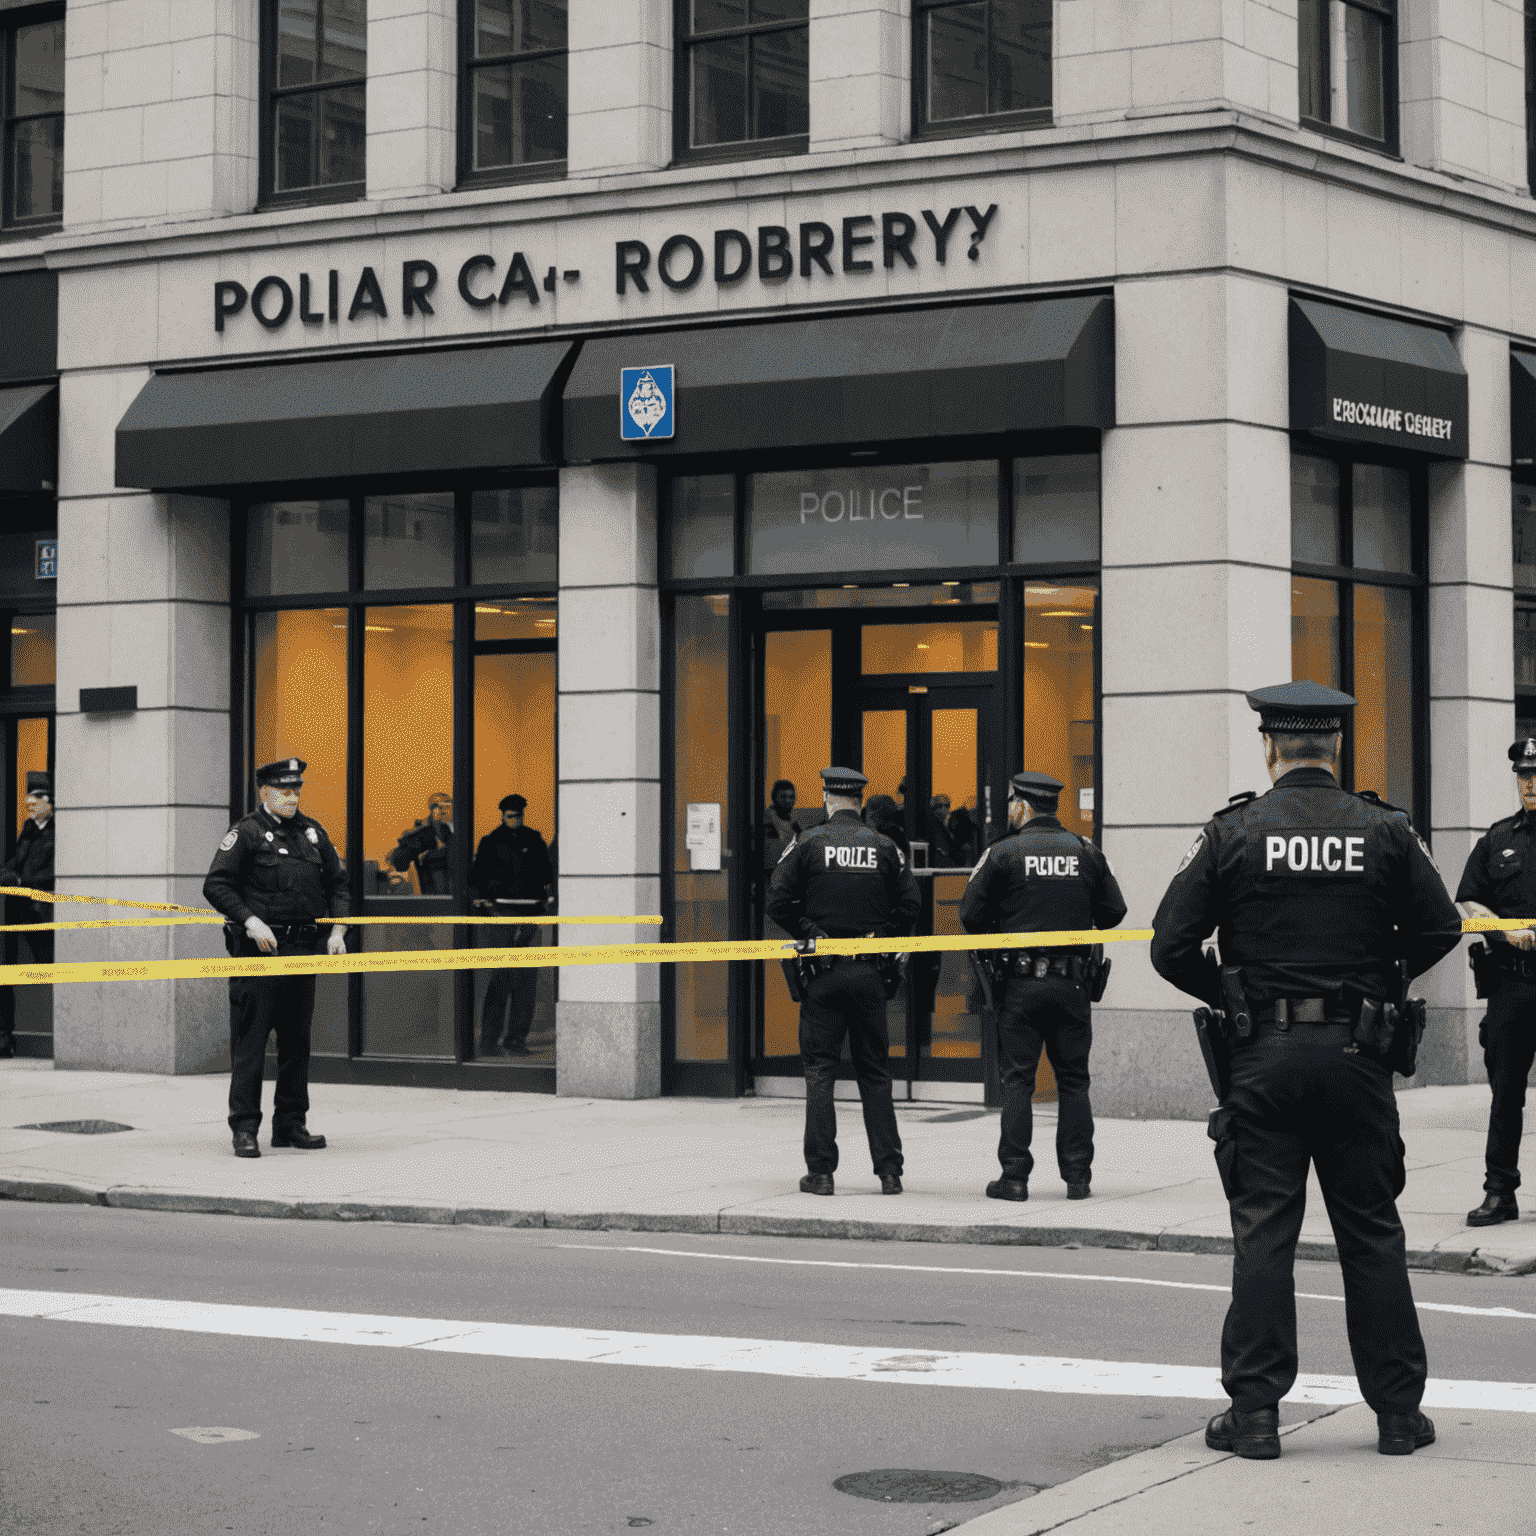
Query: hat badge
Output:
[[288, 758, 298, 770]]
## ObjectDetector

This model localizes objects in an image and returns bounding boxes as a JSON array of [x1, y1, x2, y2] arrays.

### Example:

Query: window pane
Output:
[[11, 116, 63, 223], [320, 84, 366, 185], [1291, 575, 1342, 691], [751, 0, 809, 20], [509, 54, 569, 162], [11, 613, 55, 688], [277, 0, 318, 87], [1342, 2, 1386, 141], [321, 0, 367, 80], [1014, 454, 1099, 562], [1291, 453, 1341, 565], [1353, 583, 1413, 809], [751, 26, 809, 139], [475, 596, 557, 641], [477, 0, 568, 57], [246, 501, 350, 597], [14, 22, 65, 114], [274, 92, 316, 191], [364, 493, 456, 589], [929, 4, 988, 122], [1024, 585, 1097, 834], [471, 488, 557, 585], [990, 0, 1052, 114], [748, 461, 998, 575], [673, 595, 730, 1062], [1352, 463, 1411, 573], [475, 65, 513, 168], [670, 475, 735, 579], [861, 621, 998, 674], [693, 0, 748, 32], [1517, 604, 1536, 701], [1515, 484, 1536, 591], [360, 921, 455, 1056], [692, 35, 748, 145], [1299, 0, 1324, 118], [763, 581, 999, 611]]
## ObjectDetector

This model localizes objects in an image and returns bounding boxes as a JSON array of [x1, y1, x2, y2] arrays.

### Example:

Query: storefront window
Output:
[[862, 621, 998, 674], [365, 493, 456, 590], [669, 474, 735, 580], [247, 500, 350, 596], [1023, 584, 1096, 831], [10, 612, 53, 687], [1014, 454, 1098, 563], [471, 487, 557, 586]]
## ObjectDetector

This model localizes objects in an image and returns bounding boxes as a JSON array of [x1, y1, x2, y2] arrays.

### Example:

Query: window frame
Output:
[[456, 0, 570, 190], [258, 0, 368, 211], [1513, 476, 1536, 734], [912, 0, 1053, 144], [1527, 0, 1536, 195], [672, 0, 811, 167], [0, 2, 65, 234], [1299, 0, 1399, 156]]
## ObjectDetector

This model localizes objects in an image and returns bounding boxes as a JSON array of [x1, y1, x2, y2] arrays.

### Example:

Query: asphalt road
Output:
[[2, 1204, 1530, 1536]]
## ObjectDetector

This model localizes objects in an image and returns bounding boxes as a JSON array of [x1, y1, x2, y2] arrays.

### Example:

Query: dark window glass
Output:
[[3, 15, 65, 228], [264, 0, 366, 200], [1291, 453, 1342, 565], [466, 0, 568, 176], [1351, 463, 1411, 573], [681, 0, 809, 151], [247, 501, 351, 597], [1528, 1, 1536, 194], [919, 0, 1050, 131], [364, 493, 456, 590], [1013, 454, 1099, 563], [1515, 483, 1536, 592], [1299, 0, 1395, 147], [1299, 0, 1323, 119], [470, 487, 558, 586], [669, 475, 736, 580]]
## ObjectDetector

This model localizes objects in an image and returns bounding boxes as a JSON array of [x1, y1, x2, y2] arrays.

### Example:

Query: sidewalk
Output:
[[1, 1061, 1532, 1275]]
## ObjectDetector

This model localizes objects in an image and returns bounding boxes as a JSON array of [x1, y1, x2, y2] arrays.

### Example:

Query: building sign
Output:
[[685, 803, 721, 872], [622, 366, 674, 440], [1329, 397, 1455, 445], [34, 538, 56, 580]]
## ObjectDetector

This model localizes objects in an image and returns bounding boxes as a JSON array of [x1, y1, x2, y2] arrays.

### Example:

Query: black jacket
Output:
[[470, 823, 554, 905], [390, 820, 452, 895], [2, 815, 54, 921], [766, 809, 921, 940], [204, 807, 348, 927], [1150, 768, 1461, 1008], [1455, 808, 1536, 930]]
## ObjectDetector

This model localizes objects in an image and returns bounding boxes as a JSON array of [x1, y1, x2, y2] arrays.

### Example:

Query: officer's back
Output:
[[768, 811, 918, 939]]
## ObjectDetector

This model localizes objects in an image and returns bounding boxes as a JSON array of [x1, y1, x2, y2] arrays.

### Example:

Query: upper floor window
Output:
[[262, 0, 367, 205], [916, 0, 1051, 137], [1299, 0, 1397, 150], [676, 1, 809, 161], [460, 0, 568, 184], [1527, 1, 1535, 193], [2, 10, 64, 230]]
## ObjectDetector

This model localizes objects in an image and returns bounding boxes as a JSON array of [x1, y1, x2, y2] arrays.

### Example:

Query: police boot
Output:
[[1466, 1192, 1518, 1227], [0, 1031, 14, 1059], [799, 1173, 834, 1196], [879, 1173, 902, 1195], [986, 1177, 1028, 1202], [232, 1131, 260, 1159], [1205, 1405, 1280, 1460], [1377, 1411, 1435, 1456], [1066, 1181, 1091, 1200], [271, 1125, 327, 1150]]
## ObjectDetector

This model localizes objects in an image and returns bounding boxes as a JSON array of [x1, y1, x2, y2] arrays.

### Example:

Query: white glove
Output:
[[245, 915, 278, 954], [326, 925, 348, 956]]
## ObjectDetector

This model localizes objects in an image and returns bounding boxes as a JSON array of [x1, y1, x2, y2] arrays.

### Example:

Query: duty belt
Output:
[[264, 922, 320, 942], [1256, 996, 1354, 1027], [1004, 952, 1089, 981], [1490, 946, 1536, 982]]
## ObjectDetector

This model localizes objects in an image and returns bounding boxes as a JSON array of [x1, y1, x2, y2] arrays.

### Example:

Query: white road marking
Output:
[[170, 1427, 259, 1444], [2, 1287, 1532, 1412], [566, 1246, 1536, 1322]]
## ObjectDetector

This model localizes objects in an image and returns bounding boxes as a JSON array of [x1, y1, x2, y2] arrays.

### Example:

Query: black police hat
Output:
[[1245, 681, 1355, 734], [255, 757, 305, 787], [820, 766, 868, 795], [24, 770, 50, 796], [1009, 770, 1063, 800], [499, 793, 528, 812], [1510, 738, 1536, 775]]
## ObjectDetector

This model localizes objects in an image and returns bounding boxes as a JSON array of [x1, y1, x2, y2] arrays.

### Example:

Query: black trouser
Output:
[[481, 923, 543, 1051], [1481, 978, 1536, 1195], [799, 960, 902, 1177], [227, 943, 318, 1135], [996, 973, 1093, 1184], [1214, 1021, 1425, 1416], [0, 928, 51, 1039]]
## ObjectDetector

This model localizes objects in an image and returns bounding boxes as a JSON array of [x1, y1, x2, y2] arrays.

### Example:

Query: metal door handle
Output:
[[984, 784, 992, 827]]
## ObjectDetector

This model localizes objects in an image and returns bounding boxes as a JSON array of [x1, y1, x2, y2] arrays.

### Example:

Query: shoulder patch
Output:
[[218, 828, 239, 853], [306, 826, 319, 844], [1175, 833, 1205, 874], [1213, 791, 1257, 818]]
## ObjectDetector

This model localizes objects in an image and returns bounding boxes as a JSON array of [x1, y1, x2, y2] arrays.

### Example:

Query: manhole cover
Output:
[[834, 1470, 1007, 1503], [18, 1120, 134, 1135]]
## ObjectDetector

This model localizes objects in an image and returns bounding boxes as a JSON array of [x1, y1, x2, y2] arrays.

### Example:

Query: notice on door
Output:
[[686, 803, 722, 871]]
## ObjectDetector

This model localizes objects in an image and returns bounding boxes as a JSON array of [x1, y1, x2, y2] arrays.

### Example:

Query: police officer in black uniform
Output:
[[389, 793, 453, 895], [960, 770, 1126, 1202], [767, 766, 921, 1195], [1151, 682, 1461, 1460], [1455, 736, 1536, 1228], [0, 770, 55, 1057], [204, 758, 348, 1158]]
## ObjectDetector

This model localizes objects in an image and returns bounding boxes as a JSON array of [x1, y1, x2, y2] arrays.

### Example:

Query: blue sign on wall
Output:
[[621, 365, 674, 441], [35, 539, 56, 580]]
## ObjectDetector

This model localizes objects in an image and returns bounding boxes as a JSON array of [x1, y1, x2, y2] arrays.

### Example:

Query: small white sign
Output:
[[1079, 787, 1095, 817], [685, 802, 721, 871]]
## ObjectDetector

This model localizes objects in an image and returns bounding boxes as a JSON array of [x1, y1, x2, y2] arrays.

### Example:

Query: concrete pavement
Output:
[[2, 1061, 1532, 1275]]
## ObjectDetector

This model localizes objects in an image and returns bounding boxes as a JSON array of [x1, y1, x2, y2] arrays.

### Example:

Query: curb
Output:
[[4, 1176, 1532, 1274]]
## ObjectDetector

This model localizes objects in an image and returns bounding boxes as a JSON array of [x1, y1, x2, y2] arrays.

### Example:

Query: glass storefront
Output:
[[1515, 482, 1536, 736]]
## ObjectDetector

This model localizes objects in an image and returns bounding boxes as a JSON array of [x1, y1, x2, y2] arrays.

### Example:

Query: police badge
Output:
[[306, 827, 319, 844], [218, 828, 239, 852]]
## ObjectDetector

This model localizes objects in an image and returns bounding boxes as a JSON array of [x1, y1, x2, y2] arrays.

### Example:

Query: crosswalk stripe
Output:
[[2, 1287, 1531, 1411]]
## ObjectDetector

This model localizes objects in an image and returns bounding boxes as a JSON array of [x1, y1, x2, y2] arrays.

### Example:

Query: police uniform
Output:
[[389, 798, 452, 895], [0, 770, 55, 1056], [959, 771, 1126, 1200], [766, 767, 922, 1194], [204, 758, 347, 1156], [470, 793, 555, 1057], [1454, 738, 1536, 1226], [1150, 682, 1461, 1460]]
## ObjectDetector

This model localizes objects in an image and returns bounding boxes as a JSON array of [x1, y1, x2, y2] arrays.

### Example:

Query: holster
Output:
[[223, 923, 243, 958], [779, 958, 802, 1003], [1469, 941, 1497, 1000], [1193, 1006, 1232, 1102], [1219, 966, 1254, 1040], [1089, 946, 1112, 1004], [875, 951, 909, 1000], [967, 951, 997, 1013]]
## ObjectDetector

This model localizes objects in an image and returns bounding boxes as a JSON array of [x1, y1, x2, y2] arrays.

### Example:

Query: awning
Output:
[[1289, 297, 1467, 459], [0, 384, 57, 494], [562, 295, 1114, 462], [115, 341, 577, 491], [1511, 351, 1536, 469]]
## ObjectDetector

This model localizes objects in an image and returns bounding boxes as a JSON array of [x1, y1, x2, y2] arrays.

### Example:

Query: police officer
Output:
[[1454, 737, 1536, 1228], [204, 758, 348, 1159], [389, 792, 453, 895], [0, 770, 55, 1058], [959, 770, 1126, 1202], [767, 766, 921, 1195], [470, 793, 555, 1057], [1150, 682, 1461, 1460]]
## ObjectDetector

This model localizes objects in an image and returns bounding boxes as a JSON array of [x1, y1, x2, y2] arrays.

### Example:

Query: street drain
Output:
[[18, 1120, 134, 1135], [834, 1470, 1009, 1503]]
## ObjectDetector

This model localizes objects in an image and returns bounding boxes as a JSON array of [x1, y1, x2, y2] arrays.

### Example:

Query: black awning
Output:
[[562, 295, 1114, 462], [115, 341, 576, 491], [0, 384, 57, 494], [1512, 351, 1536, 469], [1289, 297, 1467, 459]]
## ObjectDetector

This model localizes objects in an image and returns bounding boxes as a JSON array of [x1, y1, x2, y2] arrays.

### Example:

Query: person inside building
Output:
[[928, 794, 958, 867], [389, 792, 454, 895], [763, 779, 801, 871], [471, 793, 555, 1057], [0, 770, 56, 1058]]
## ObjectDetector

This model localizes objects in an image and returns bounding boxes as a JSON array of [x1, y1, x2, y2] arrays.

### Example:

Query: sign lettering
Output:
[[1264, 832, 1365, 873], [1331, 397, 1453, 443]]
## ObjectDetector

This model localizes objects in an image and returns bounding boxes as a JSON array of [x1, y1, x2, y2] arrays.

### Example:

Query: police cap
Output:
[[1009, 770, 1063, 808], [499, 793, 527, 812], [820, 766, 868, 795], [1245, 680, 1355, 734], [255, 757, 305, 787], [1510, 738, 1536, 775], [24, 770, 50, 796]]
